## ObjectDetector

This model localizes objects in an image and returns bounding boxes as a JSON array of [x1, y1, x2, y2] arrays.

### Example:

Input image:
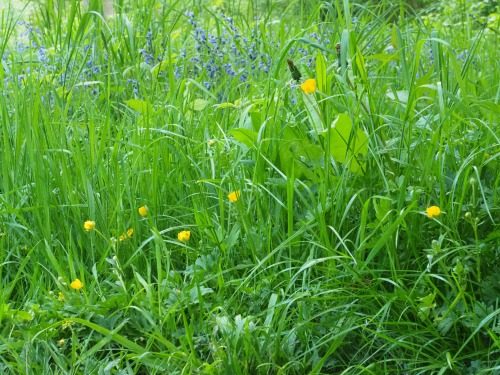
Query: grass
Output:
[[0, 0, 499, 373]]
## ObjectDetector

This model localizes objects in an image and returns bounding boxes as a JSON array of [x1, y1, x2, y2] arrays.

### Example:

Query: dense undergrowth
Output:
[[0, 0, 499, 373]]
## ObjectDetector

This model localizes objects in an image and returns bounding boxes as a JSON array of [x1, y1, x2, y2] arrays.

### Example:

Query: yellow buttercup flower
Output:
[[300, 78, 316, 94], [61, 321, 74, 329], [70, 278, 84, 290], [178, 230, 190, 242], [138, 205, 148, 217], [84, 220, 95, 231], [120, 228, 134, 242], [57, 339, 65, 346], [426, 206, 441, 219], [228, 191, 241, 203]]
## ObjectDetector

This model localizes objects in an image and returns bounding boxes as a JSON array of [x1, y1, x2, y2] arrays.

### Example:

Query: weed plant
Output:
[[0, 0, 499, 373]]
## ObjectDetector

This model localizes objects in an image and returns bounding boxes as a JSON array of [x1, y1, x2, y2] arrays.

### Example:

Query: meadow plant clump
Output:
[[0, 0, 499, 373]]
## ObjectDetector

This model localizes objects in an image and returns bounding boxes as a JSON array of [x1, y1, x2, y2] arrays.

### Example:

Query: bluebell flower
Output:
[[37, 47, 49, 63]]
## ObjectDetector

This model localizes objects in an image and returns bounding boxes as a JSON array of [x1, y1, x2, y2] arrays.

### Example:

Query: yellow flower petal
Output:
[[426, 206, 441, 219], [127, 228, 134, 238], [177, 230, 190, 242], [228, 191, 241, 203], [84, 220, 95, 231], [70, 278, 84, 290], [138, 205, 148, 217], [300, 78, 316, 94]]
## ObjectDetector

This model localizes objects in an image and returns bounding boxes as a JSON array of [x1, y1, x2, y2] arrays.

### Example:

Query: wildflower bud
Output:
[[84, 220, 95, 231], [228, 191, 241, 202], [469, 177, 477, 186], [138, 205, 148, 217], [208, 139, 216, 147], [431, 240, 441, 252], [465, 212, 471, 219]]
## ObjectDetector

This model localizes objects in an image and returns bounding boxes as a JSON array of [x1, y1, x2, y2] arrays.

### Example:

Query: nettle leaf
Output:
[[229, 128, 258, 148], [417, 292, 436, 320], [189, 285, 214, 304], [124, 99, 153, 114], [321, 113, 368, 175]]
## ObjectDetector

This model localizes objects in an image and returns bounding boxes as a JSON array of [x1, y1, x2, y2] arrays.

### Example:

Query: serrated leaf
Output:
[[189, 286, 214, 303], [14, 310, 34, 322]]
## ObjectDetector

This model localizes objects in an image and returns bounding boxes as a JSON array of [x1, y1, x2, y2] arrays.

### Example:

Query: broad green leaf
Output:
[[417, 292, 437, 320], [365, 53, 399, 62], [171, 29, 181, 39], [215, 102, 237, 109], [229, 128, 258, 148], [56, 86, 72, 100], [386, 90, 409, 103], [354, 47, 367, 82], [279, 125, 324, 181], [190, 98, 208, 111], [316, 50, 327, 93], [124, 99, 153, 113], [151, 60, 169, 76], [321, 113, 368, 174], [302, 92, 323, 132], [14, 310, 33, 322]]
